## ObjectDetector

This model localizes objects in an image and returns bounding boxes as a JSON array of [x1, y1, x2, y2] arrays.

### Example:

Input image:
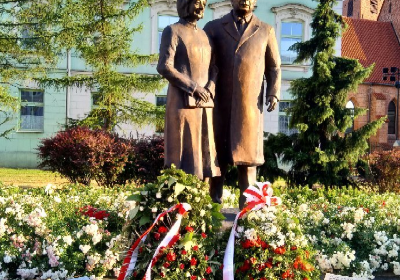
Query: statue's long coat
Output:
[[204, 13, 281, 166], [157, 20, 220, 179]]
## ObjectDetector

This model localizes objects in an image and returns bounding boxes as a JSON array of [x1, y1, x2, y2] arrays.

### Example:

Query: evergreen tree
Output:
[[270, 0, 385, 186], [36, 0, 165, 131], [0, 0, 57, 137]]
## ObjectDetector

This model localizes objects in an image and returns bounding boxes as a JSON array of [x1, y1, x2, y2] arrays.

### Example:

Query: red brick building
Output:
[[342, 0, 400, 149]]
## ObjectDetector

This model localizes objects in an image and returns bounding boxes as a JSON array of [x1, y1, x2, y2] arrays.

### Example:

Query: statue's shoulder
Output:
[[204, 13, 231, 31], [252, 15, 272, 31]]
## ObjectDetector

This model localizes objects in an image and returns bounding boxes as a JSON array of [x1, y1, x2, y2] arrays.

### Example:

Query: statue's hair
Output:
[[177, 0, 192, 18]]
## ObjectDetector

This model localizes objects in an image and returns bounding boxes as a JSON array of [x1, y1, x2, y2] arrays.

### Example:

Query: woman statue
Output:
[[157, 0, 220, 180]]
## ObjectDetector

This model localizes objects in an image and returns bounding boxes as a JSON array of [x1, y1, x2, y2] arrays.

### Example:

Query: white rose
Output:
[[167, 197, 173, 203], [63, 235, 73, 246], [151, 207, 158, 213], [156, 192, 162, 199], [79, 245, 91, 254], [200, 210, 205, 217], [3, 255, 12, 263]]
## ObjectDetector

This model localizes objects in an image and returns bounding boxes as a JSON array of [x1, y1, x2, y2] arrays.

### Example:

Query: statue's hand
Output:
[[266, 96, 278, 112], [194, 86, 210, 103]]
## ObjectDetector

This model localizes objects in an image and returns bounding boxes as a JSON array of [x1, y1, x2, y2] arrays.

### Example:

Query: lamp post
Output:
[[382, 67, 400, 144]]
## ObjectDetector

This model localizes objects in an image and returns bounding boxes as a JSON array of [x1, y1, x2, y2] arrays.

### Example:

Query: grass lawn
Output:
[[0, 168, 69, 187]]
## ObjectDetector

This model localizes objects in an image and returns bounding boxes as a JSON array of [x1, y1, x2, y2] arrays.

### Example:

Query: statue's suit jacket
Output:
[[204, 12, 281, 166]]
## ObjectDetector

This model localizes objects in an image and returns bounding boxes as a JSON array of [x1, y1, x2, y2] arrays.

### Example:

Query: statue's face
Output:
[[187, 0, 206, 21], [231, 0, 256, 16]]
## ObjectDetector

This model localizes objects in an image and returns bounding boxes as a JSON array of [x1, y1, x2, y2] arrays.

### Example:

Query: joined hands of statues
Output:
[[194, 86, 211, 107], [266, 96, 278, 112]]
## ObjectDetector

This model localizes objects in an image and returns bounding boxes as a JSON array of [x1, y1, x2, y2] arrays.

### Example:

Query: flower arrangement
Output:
[[122, 167, 226, 280], [229, 183, 320, 280]]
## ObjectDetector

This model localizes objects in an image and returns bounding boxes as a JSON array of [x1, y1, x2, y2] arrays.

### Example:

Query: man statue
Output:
[[204, 0, 281, 209]]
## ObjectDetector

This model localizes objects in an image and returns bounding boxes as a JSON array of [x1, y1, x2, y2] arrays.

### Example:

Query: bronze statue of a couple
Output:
[[157, 0, 281, 209]]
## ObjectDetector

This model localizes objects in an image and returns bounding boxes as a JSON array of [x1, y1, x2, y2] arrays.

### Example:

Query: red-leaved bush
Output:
[[120, 136, 164, 184], [38, 127, 132, 187], [368, 149, 400, 193]]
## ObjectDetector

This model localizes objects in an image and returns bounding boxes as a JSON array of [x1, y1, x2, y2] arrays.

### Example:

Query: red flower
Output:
[[79, 205, 110, 220], [191, 276, 197, 280], [193, 245, 199, 251], [261, 241, 269, 249], [179, 263, 185, 269], [282, 269, 294, 279], [158, 226, 168, 233], [201, 232, 207, 239], [163, 262, 170, 268], [274, 246, 286, 255], [181, 249, 187, 255], [206, 266, 212, 274], [290, 246, 297, 251], [205, 255, 209, 260], [160, 272, 165, 278], [166, 252, 176, 262], [190, 257, 197, 266], [241, 239, 253, 249], [185, 226, 194, 232], [239, 260, 251, 272], [154, 232, 161, 240]]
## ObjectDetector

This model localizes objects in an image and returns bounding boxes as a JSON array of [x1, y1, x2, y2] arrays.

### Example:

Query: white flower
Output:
[[195, 197, 200, 203], [92, 233, 103, 245], [79, 244, 91, 254], [200, 210, 205, 217], [44, 184, 55, 195], [3, 254, 12, 263], [139, 206, 144, 211], [63, 235, 73, 246], [167, 197, 173, 203], [54, 196, 62, 203], [151, 207, 158, 213], [156, 192, 162, 199]]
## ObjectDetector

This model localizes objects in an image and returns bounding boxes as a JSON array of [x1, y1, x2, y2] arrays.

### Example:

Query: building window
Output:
[[156, 95, 167, 106], [158, 15, 179, 51], [278, 101, 296, 135], [348, 0, 354, 16], [271, 4, 313, 71], [150, 1, 179, 54], [370, 0, 378, 14], [346, 100, 355, 133], [91, 92, 101, 108], [280, 22, 303, 64], [388, 101, 396, 135], [20, 89, 44, 131], [155, 95, 167, 133]]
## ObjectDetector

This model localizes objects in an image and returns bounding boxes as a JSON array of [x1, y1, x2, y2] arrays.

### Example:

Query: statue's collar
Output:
[[178, 18, 198, 30]]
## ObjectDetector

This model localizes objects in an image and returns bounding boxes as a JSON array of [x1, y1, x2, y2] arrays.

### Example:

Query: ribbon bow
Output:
[[223, 182, 281, 280], [118, 203, 191, 280]]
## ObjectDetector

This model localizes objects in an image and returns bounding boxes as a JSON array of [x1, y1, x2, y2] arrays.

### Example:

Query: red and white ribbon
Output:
[[223, 182, 281, 280], [118, 203, 191, 280]]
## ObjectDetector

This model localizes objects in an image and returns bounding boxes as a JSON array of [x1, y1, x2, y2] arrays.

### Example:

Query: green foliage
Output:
[[273, 0, 385, 186], [0, 0, 58, 137], [34, 0, 166, 131]]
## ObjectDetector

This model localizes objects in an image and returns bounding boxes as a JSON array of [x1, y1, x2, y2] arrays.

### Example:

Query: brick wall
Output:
[[348, 83, 399, 149], [343, 0, 385, 20], [378, 0, 400, 41]]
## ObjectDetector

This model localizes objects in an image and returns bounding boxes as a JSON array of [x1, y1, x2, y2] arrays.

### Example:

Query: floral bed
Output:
[[0, 172, 400, 280], [0, 183, 136, 280]]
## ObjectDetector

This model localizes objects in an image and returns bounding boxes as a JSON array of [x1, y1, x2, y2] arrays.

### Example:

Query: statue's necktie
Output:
[[237, 18, 246, 35]]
